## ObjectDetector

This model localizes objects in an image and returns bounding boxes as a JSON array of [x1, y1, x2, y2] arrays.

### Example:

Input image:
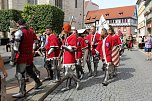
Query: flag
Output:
[[98, 15, 109, 33]]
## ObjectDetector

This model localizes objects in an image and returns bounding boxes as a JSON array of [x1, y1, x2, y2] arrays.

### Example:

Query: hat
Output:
[[63, 23, 71, 34]]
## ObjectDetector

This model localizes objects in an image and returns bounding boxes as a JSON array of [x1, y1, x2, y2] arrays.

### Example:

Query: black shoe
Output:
[[25, 78, 30, 82], [102, 82, 109, 86], [34, 82, 42, 89]]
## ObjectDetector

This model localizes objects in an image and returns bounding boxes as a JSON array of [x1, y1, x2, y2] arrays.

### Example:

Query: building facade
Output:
[[84, 0, 99, 18], [136, 0, 146, 37], [144, 0, 152, 35], [85, 5, 137, 37], [0, 0, 84, 29]]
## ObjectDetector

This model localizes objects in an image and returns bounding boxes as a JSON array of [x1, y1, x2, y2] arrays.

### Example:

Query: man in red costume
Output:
[[85, 26, 101, 77], [12, 19, 42, 98], [44, 27, 60, 82], [61, 23, 80, 91], [96, 27, 113, 86], [75, 30, 87, 79], [112, 32, 122, 76]]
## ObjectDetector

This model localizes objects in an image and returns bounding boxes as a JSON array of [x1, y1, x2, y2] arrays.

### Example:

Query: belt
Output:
[[20, 52, 32, 54]]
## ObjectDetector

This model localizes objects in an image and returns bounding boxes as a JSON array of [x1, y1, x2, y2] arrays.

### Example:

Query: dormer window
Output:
[[105, 13, 109, 16], [119, 12, 123, 15], [87, 17, 91, 20], [92, 16, 96, 19]]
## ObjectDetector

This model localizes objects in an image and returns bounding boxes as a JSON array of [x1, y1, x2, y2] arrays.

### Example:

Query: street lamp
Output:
[[69, 16, 76, 30]]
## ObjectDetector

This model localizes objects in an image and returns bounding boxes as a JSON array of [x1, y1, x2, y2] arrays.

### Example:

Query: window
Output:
[[123, 19, 126, 23], [105, 13, 109, 16], [55, 0, 62, 9], [126, 19, 128, 23], [75, 0, 77, 8], [109, 20, 112, 24], [119, 12, 123, 15], [27, 0, 37, 4]]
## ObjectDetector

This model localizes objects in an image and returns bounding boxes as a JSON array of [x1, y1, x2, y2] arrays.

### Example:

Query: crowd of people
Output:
[[1, 19, 124, 98]]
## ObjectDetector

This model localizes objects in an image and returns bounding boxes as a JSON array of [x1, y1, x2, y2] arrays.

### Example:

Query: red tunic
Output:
[[96, 35, 113, 63], [45, 34, 59, 59], [63, 33, 77, 65], [76, 37, 87, 59], [85, 33, 101, 56], [112, 34, 122, 46], [16, 28, 37, 65], [112, 34, 121, 66]]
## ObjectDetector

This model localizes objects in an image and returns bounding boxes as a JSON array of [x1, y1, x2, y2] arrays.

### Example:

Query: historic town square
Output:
[[0, 0, 152, 101]]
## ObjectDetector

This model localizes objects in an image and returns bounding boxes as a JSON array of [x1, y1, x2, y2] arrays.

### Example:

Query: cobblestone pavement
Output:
[[44, 49, 152, 101]]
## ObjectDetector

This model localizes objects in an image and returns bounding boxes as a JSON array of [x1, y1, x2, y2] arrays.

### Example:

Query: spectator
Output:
[[138, 36, 143, 48], [144, 34, 152, 61], [40, 32, 46, 48], [6, 39, 11, 52]]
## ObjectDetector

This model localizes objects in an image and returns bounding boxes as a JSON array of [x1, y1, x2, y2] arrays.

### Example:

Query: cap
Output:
[[63, 23, 71, 34]]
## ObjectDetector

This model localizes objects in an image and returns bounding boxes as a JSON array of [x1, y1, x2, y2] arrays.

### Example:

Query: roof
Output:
[[85, 1, 99, 9], [85, 5, 136, 23]]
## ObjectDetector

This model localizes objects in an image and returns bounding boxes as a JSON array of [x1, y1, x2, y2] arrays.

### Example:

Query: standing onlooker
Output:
[[6, 39, 11, 52], [127, 35, 133, 50], [40, 32, 46, 48], [138, 36, 143, 48], [144, 34, 152, 60]]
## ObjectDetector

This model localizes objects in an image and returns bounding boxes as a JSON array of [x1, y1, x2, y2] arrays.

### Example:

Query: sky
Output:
[[91, 0, 137, 9]]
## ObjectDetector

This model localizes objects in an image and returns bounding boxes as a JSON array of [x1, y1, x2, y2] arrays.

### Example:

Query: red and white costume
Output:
[[85, 33, 101, 56], [63, 33, 77, 66], [96, 35, 113, 64], [45, 34, 59, 60], [76, 37, 87, 59], [112, 34, 122, 66]]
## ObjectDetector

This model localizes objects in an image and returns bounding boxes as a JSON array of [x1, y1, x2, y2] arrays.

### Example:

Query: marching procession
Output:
[[1, 18, 123, 98]]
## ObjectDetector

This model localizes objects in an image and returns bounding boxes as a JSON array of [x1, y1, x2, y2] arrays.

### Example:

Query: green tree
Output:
[[22, 4, 64, 34], [0, 9, 22, 32]]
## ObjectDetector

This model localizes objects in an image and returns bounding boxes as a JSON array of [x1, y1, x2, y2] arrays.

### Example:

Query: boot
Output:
[[76, 81, 80, 90], [53, 69, 60, 83], [87, 62, 92, 77], [79, 66, 84, 80], [113, 67, 117, 77], [34, 81, 42, 89], [94, 63, 98, 77], [32, 74, 42, 89], [102, 69, 109, 86], [44, 69, 53, 81], [12, 79, 26, 98], [61, 78, 70, 91]]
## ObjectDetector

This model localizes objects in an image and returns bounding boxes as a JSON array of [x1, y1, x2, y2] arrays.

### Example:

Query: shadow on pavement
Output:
[[120, 57, 131, 61], [110, 67, 135, 83]]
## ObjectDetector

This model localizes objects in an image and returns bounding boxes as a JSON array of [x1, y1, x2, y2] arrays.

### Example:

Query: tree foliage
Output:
[[0, 9, 22, 32], [22, 4, 64, 34]]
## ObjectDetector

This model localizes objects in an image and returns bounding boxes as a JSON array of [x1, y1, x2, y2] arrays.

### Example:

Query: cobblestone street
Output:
[[44, 49, 152, 101]]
